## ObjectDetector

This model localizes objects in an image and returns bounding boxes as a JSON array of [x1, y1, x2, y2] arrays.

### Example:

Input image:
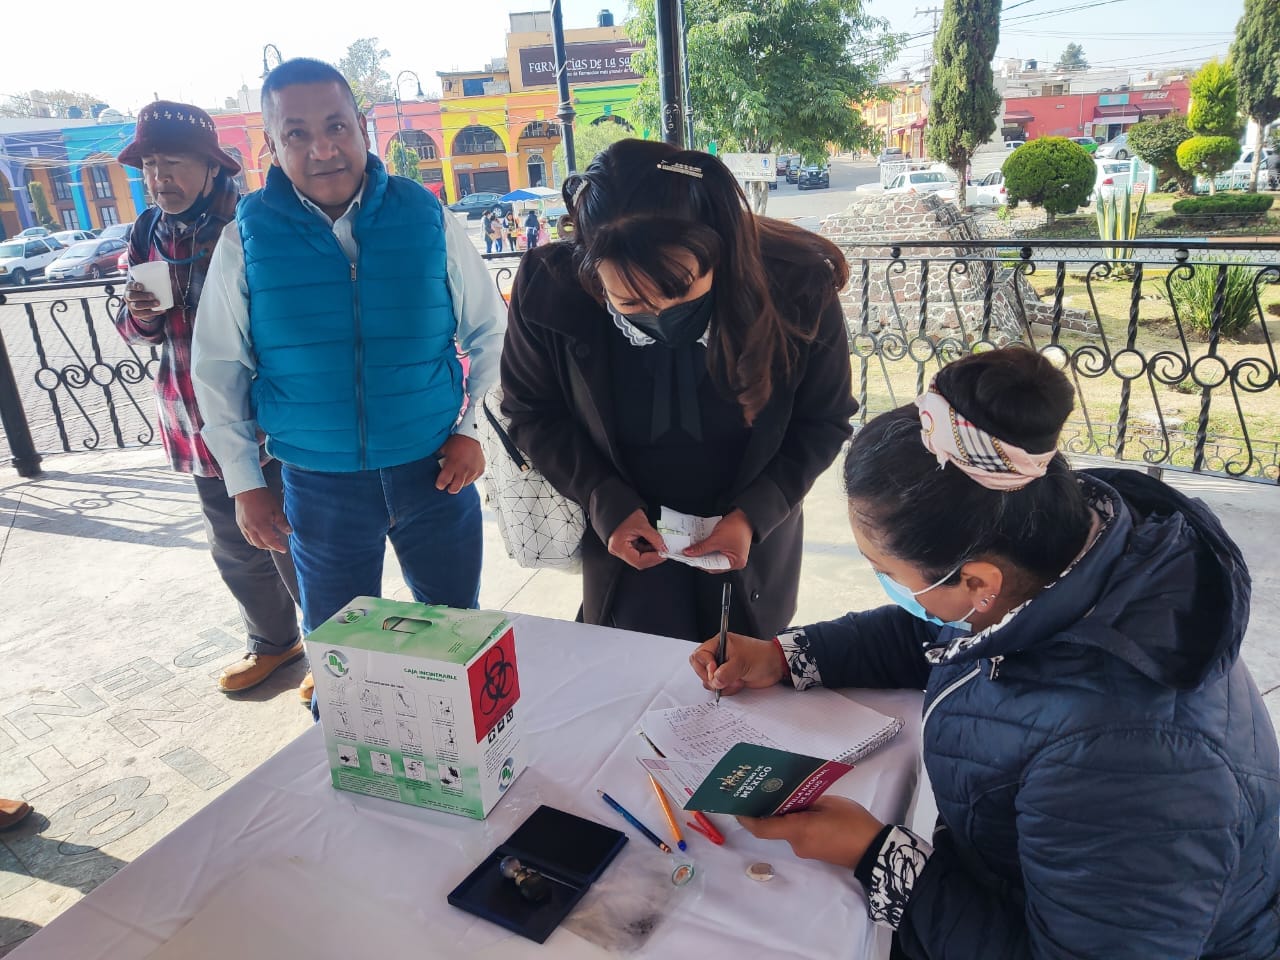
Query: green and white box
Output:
[[306, 598, 523, 820]]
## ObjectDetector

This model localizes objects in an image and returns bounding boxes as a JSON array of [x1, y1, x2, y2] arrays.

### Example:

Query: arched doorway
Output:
[[450, 124, 509, 197], [387, 130, 444, 197], [516, 120, 560, 190], [590, 115, 634, 132]]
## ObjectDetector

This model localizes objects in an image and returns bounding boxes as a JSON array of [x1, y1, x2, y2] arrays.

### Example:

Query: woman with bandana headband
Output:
[[500, 138, 857, 642], [690, 347, 1280, 959]]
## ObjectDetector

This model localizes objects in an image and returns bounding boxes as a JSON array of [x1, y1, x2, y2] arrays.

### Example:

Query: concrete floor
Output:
[[0, 446, 1277, 955]]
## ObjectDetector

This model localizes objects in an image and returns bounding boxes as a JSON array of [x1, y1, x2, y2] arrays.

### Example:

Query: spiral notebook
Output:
[[639, 686, 903, 766]]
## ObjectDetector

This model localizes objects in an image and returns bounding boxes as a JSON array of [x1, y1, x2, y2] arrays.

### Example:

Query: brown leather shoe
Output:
[[0, 798, 33, 831], [218, 640, 305, 693], [298, 670, 315, 705]]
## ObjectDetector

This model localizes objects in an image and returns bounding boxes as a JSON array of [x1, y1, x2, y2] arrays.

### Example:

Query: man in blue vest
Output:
[[192, 58, 506, 705]]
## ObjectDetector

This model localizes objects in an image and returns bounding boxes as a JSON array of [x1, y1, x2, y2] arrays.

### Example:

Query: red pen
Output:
[[686, 810, 725, 845]]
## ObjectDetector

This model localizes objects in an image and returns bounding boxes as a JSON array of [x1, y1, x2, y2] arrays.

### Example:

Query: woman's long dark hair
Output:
[[560, 139, 849, 424]]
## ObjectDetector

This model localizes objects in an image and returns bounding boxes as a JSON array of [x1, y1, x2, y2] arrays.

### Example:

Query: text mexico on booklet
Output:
[[638, 687, 902, 815], [650, 744, 855, 817]]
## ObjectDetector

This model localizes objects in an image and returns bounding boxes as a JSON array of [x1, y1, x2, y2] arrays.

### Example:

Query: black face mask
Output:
[[608, 290, 714, 347]]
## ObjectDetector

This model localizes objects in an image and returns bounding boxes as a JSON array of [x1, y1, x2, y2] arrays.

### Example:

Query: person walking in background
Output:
[[113, 101, 303, 697], [504, 211, 520, 252], [192, 59, 507, 705], [500, 139, 855, 642], [488, 209, 505, 253], [524, 207, 540, 250], [481, 210, 495, 254]]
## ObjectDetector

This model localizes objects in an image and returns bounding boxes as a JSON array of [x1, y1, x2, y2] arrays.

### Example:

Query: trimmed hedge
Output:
[[1172, 193, 1275, 215]]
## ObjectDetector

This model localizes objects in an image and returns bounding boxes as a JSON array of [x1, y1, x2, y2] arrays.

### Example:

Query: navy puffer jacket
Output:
[[801, 469, 1280, 959]]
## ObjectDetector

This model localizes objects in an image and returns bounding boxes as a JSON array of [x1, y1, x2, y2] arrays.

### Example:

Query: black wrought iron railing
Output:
[[2, 239, 1277, 484], [835, 240, 1279, 483]]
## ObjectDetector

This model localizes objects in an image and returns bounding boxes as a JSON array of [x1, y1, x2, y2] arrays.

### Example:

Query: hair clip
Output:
[[571, 178, 589, 205], [656, 160, 704, 179]]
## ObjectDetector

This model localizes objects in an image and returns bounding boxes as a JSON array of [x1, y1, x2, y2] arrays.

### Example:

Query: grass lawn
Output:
[[847, 264, 1280, 480]]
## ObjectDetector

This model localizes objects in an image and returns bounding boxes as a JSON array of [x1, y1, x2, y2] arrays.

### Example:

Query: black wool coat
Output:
[[499, 241, 857, 637]]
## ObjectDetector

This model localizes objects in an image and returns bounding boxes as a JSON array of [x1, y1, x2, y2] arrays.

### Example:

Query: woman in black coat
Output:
[[500, 139, 857, 642]]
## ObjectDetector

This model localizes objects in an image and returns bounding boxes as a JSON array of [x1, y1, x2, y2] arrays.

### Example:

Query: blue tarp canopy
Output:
[[498, 187, 560, 202]]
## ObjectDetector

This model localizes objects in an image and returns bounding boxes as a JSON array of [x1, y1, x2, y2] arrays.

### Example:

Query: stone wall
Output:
[[820, 193, 1095, 341]]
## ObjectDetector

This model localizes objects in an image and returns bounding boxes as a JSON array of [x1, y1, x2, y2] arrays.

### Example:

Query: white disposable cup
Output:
[[128, 260, 175, 312]]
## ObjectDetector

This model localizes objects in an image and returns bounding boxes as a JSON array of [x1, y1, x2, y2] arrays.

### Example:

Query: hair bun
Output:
[[934, 347, 1074, 454]]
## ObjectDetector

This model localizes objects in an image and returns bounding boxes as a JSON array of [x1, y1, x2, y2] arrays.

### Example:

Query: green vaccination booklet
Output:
[[680, 742, 854, 817]]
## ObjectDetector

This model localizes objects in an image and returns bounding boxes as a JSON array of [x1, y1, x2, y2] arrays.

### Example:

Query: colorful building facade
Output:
[[368, 83, 636, 204], [861, 82, 929, 158], [1003, 80, 1191, 142], [2, 89, 635, 232]]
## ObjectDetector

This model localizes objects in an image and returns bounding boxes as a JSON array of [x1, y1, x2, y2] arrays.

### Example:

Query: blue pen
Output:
[[598, 789, 672, 854]]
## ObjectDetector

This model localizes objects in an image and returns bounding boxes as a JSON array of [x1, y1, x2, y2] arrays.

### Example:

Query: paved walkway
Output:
[[0, 446, 1277, 954]]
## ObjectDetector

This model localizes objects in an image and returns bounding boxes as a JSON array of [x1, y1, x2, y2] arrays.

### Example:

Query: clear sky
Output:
[[0, 0, 1246, 117]]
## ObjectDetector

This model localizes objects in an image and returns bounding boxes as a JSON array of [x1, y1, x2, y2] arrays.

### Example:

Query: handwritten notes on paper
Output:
[[656, 507, 731, 572], [644, 702, 786, 761]]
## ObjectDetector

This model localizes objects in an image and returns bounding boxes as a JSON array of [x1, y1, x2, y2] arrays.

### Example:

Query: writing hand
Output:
[[436, 435, 485, 494], [683, 509, 753, 571], [738, 796, 885, 869], [688, 631, 787, 696], [607, 509, 668, 571]]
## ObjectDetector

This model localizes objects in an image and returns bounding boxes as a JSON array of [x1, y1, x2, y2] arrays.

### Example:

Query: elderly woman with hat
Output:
[[112, 101, 304, 699]]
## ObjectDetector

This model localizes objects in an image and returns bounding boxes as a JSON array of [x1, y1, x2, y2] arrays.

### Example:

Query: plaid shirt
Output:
[[113, 179, 253, 477]]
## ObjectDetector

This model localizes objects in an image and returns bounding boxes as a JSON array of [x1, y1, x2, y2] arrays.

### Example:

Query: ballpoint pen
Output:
[[598, 789, 672, 853], [714, 582, 732, 703], [648, 774, 687, 852]]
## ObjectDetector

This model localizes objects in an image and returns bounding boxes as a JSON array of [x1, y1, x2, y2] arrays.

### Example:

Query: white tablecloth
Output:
[[13, 615, 923, 960]]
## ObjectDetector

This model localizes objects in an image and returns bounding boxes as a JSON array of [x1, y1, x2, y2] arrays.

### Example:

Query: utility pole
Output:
[[916, 5, 943, 69]]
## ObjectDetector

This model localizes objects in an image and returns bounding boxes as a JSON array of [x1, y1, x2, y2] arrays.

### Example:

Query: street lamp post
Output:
[[261, 44, 284, 81], [654, 0, 687, 146], [393, 70, 425, 178], [550, 0, 578, 173]]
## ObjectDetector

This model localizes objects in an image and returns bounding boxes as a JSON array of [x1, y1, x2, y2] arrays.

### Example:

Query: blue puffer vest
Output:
[[238, 155, 461, 472]]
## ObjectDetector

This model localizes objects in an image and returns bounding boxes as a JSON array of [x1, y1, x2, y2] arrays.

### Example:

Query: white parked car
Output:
[[0, 236, 62, 286], [970, 170, 1008, 207], [1233, 148, 1270, 175], [884, 169, 958, 201], [1095, 133, 1130, 160], [1091, 159, 1133, 201], [51, 229, 96, 247]]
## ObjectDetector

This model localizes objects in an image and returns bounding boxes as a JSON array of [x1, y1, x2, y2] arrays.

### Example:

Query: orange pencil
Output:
[[648, 774, 687, 852]]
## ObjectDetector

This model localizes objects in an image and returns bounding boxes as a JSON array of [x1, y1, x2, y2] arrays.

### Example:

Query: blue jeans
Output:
[[281, 455, 482, 635]]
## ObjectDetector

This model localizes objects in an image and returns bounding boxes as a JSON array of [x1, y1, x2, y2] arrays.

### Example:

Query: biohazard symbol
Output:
[[479, 646, 515, 716]]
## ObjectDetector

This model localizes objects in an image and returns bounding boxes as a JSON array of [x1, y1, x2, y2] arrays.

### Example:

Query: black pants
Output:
[[608, 561, 753, 643], [192, 459, 300, 654]]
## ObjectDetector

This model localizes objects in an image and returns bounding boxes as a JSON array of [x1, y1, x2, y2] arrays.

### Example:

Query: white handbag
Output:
[[478, 386, 585, 571]]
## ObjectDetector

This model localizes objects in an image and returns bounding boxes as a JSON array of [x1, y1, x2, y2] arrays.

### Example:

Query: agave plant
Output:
[[1168, 258, 1260, 338], [1095, 184, 1148, 266]]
